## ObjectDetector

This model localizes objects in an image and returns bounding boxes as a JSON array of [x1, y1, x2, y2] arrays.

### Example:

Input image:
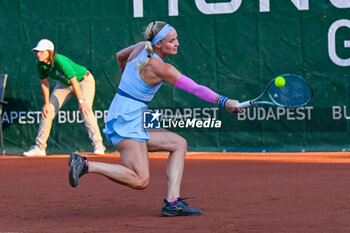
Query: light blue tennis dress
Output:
[[103, 49, 163, 146]]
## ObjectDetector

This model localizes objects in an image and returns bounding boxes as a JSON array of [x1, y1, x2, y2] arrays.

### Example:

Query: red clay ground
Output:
[[1, 152, 350, 233]]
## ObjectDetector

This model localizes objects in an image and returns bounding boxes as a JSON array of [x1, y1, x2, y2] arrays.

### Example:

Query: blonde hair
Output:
[[137, 21, 167, 71]]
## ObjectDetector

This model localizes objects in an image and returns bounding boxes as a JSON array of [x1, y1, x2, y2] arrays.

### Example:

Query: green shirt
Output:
[[36, 54, 88, 86]]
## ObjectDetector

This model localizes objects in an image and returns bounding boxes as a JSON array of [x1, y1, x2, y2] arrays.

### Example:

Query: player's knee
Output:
[[175, 136, 187, 152], [133, 175, 149, 190]]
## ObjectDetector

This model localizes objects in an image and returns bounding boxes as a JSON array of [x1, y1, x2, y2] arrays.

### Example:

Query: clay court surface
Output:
[[1, 152, 350, 233]]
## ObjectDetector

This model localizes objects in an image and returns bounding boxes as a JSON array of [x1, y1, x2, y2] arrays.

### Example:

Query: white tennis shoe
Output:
[[23, 145, 46, 157], [93, 144, 106, 155]]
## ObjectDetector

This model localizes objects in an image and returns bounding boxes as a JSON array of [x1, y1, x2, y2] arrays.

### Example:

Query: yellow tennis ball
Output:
[[274, 76, 285, 87]]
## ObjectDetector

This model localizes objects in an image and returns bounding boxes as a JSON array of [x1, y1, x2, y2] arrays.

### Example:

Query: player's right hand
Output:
[[225, 99, 244, 114]]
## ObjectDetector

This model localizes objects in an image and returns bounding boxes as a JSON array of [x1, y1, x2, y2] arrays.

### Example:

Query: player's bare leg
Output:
[[70, 139, 150, 189], [147, 128, 202, 216], [147, 129, 186, 201]]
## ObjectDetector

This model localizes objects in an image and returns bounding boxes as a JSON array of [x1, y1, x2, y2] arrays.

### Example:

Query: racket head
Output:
[[266, 73, 313, 108]]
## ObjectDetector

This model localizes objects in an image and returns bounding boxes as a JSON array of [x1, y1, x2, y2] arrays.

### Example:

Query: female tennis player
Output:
[[23, 39, 106, 156], [69, 21, 242, 216]]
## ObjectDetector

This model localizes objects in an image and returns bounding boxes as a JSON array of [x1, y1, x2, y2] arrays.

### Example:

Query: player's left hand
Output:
[[79, 102, 92, 117], [225, 99, 244, 114]]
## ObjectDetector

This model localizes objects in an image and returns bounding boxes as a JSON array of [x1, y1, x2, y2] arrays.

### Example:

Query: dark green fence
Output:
[[0, 0, 350, 153]]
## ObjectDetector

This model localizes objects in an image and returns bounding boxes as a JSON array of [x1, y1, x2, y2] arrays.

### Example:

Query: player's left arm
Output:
[[116, 42, 146, 71], [154, 61, 242, 113]]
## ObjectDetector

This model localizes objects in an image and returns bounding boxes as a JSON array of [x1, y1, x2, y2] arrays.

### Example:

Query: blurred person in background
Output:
[[23, 39, 105, 156]]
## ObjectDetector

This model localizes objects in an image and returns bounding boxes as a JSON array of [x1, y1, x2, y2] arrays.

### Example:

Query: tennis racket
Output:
[[238, 73, 313, 108]]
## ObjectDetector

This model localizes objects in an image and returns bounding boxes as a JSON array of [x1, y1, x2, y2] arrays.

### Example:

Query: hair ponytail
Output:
[[137, 40, 153, 71]]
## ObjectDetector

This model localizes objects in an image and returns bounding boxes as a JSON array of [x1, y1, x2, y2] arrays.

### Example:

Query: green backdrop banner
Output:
[[0, 0, 350, 153]]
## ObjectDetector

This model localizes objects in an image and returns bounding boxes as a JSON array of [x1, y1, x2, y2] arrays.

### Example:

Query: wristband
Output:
[[217, 95, 229, 108], [78, 99, 86, 104]]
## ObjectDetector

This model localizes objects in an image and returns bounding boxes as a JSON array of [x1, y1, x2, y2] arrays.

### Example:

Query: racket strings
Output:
[[268, 76, 312, 107]]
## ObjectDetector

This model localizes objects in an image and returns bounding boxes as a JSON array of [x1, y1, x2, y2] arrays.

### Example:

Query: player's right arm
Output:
[[151, 60, 242, 113], [40, 78, 50, 118]]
